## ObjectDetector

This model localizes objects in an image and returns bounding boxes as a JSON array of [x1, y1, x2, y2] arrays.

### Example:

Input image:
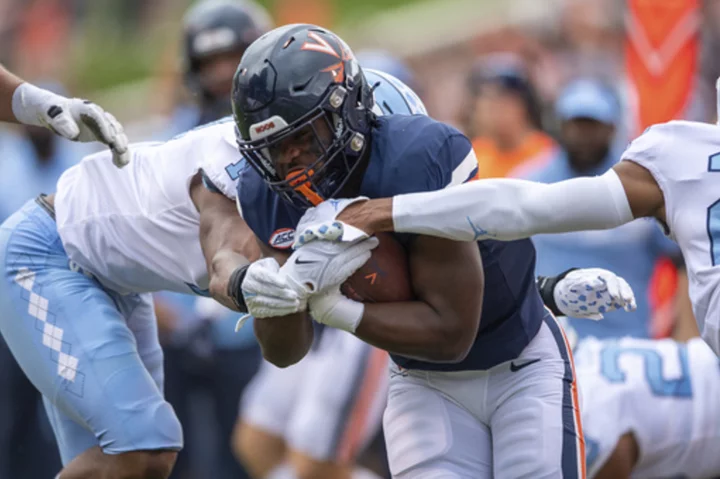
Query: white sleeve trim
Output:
[[449, 149, 478, 187]]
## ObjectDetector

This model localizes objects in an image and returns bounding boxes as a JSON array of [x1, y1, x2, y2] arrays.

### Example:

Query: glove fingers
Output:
[[244, 278, 298, 300], [604, 277, 621, 303], [247, 295, 299, 309], [105, 112, 130, 167], [248, 305, 301, 318], [618, 278, 637, 311], [340, 250, 373, 276], [336, 238, 379, 274], [78, 103, 115, 144], [294, 229, 318, 248], [314, 221, 344, 241], [46, 110, 80, 140], [245, 258, 299, 300]]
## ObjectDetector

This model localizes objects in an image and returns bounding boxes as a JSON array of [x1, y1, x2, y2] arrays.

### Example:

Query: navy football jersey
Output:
[[238, 114, 545, 370]]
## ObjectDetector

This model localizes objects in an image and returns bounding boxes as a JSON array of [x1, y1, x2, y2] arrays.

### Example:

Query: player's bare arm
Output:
[[594, 432, 639, 479], [0, 64, 23, 122], [191, 172, 260, 309], [612, 160, 666, 224], [192, 172, 314, 366], [355, 235, 483, 362], [252, 240, 315, 368], [298, 164, 655, 246]]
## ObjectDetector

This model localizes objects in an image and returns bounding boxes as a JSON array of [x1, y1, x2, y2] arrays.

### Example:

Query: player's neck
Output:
[[338, 144, 371, 197]]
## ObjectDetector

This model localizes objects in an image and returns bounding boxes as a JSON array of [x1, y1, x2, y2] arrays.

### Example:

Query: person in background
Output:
[[518, 77, 679, 340], [153, 2, 269, 478], [465, 54, 557, 179], [164, 0, 272, 136]]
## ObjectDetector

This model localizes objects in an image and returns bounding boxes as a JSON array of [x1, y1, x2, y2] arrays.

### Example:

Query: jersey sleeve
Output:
[[620, 122, 676, 203], [387, 120, 478, 195], [424, 123, 478, 190], [195, 121, 245, 200], [437, 130, 480, 189], [199, 155, 245, 200]]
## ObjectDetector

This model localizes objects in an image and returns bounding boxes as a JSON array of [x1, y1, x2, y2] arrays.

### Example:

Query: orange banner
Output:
[[625, 0, 700, 136], [274, 0, 334, 28]]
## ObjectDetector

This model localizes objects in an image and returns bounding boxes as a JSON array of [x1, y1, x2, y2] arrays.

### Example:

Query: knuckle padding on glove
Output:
[[47, 105, 63, 119]]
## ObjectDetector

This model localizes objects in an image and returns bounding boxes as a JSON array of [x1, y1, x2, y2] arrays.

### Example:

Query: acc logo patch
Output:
[[269, 228, 295, 249]]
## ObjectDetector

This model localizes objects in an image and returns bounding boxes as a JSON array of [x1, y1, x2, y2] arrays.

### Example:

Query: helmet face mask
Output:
[[232, 24, 375, 209], [236, 83, 367, 208]]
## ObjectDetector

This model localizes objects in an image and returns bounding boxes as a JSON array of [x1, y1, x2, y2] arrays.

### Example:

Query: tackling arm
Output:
[[594, 433, 639, 479], [354, 235, 484, 362], [191, 172, 261, 310], [332, 169, 636, 242], [191, 172, 314, 367]]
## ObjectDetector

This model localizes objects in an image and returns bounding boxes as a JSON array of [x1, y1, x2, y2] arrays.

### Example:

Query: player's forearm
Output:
[[254, 312, 314, 367], [392, 170, 634, 241], [0, 65, 23, 123], [393, 171, 633, 241], [194, 177, 262, 311], [341, 170, 633, 241], [205, 227, 261, 311], [354, 301, 474, 363], [208, 249, 253, 311]]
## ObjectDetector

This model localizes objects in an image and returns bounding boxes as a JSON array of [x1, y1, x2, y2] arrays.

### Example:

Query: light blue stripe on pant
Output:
[[0, 199, 182, 465]]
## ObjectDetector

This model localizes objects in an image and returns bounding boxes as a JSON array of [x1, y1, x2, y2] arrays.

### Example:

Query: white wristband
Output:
[[309, 291, 365, 333], [11, 82, 61, 126]]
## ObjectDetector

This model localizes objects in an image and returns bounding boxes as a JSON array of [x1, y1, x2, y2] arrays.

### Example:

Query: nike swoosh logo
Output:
[[509, 358, 541, 372], [294, 258, 320, 265]]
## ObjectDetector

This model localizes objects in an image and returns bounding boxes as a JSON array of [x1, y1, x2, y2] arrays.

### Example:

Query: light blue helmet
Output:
[[364, 68, 427, 117], [356, 50, 416, 87]]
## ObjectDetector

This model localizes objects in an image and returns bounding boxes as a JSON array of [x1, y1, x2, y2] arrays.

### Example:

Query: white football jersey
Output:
[[55, 118, 242, 295], [623, 120, 720, 354], [575, 337, 720, 478]]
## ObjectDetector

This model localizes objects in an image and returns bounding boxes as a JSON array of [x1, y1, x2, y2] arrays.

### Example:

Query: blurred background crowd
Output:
[[0, 0, 714, 477]]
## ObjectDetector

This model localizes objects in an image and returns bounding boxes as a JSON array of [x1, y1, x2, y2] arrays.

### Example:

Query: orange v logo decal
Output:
[[301, 32, 340, 58], [301, 32, 355, 83]]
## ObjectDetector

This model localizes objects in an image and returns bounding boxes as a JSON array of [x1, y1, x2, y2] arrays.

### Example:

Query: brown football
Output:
[[341, 232, 414, 303]]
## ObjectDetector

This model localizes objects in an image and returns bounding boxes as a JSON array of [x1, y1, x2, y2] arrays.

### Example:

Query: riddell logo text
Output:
[[254, 122, 276, 134]]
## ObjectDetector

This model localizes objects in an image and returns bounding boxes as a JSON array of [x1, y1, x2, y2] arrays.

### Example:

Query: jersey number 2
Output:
[[600, 344, 692, 398]]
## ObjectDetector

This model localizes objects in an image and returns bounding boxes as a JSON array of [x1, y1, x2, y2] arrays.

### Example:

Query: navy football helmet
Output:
[[231, 24, 375, 209]]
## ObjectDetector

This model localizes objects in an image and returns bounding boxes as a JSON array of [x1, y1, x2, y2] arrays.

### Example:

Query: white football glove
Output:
[[241, 257, 305, 319], [12, 83, 130, 167], [554, 268, 636, 320], [282, 236, 379, 297], [293, 197, 370, 248], [308, 286, 365, 333]]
